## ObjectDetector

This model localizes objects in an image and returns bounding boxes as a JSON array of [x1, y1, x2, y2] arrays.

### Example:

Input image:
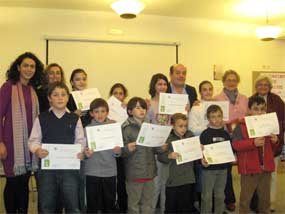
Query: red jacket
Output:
[[232, 119, 277, 175]]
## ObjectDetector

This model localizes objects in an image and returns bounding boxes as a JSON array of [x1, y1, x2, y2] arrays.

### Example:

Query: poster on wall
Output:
[[252, 71, 285, 101]]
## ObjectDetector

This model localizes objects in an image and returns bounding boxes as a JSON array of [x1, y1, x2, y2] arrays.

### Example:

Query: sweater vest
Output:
[[39, 111, 79, 144]]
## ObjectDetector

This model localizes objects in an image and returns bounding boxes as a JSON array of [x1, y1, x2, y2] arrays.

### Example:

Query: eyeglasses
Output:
[[225, 79, 238, 83], [257, 84, 270, 87]]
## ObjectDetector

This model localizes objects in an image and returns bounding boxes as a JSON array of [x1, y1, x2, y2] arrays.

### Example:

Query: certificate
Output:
[[71, 88, 101, 111], [245, 112, 279, 138], [172, 136, 203, 165], [202, 101, 229, 121], [158, 93, 189, 115], [136, 123, 172, 147], [41, 144, 81, 170], [85, 122, 124, 152], [203, 141, 235, 164], [107, 96, 128, 123]]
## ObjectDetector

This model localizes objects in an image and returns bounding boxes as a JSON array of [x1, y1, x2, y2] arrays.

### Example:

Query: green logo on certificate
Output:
[[44, 159, 50, 167], [160, 106, 165, 113], [207, 157, 213, 164], [177, 155, 182, 162], [78, 102, 83, 110], [91, 142, 96, 150], [249, 129, 255, 136], [139, 136, 145, 144]]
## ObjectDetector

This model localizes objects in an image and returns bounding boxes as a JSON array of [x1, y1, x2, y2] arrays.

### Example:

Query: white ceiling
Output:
[[0, 0, 285, 25]]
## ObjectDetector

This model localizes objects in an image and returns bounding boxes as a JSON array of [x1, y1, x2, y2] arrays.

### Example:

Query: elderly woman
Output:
[[251, 75, 284, 212], [215, 69, 248, 212]]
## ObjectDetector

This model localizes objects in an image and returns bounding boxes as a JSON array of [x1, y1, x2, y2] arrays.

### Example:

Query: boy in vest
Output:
[[29, 82, 86, 213]]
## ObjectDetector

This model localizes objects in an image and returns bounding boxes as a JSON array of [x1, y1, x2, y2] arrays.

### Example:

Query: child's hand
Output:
[[168, 152, 180, 160], [77, 152, 84, 160], [160, 143, 168, 151], [201, 158, 209, 167], [74, 109, 82, 117], [35, 148, 49, 158], [113, 146, 121, 155], [0, 142, 7, 160], [270, 134, 278, 144], [128, 142, 136, 152], [254, 137, 265, 147], [85, 148, 94, 158]]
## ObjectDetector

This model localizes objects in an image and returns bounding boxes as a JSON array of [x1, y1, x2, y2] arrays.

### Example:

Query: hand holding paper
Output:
[[171, 136, 203, 165], [245, 112, 279, 138], [158, 93, 189, 115], [136, 123, 172, 147]]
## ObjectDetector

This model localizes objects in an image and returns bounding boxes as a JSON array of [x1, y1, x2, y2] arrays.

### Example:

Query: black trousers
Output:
[[116, 157, 127, 213], [86, 175, 117, 213], [165, 183, 195, 214], [4, 173, 30, 214]]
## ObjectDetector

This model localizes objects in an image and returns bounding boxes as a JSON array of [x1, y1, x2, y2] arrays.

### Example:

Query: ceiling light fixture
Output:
[[111, 0, 145, 19], [256, 11, 282, 41]]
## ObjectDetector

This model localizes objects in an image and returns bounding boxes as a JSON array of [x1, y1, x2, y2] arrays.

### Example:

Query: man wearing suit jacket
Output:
[[167, 63, 197, 107]]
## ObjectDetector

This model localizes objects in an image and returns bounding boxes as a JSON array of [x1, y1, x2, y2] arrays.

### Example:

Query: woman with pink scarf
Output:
[[0, 52, 44, 213], [215, 69, 248, 212]]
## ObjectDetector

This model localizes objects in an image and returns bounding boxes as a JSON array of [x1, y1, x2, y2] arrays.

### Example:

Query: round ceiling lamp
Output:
[[111, 0, 145, 19], [256, 25, 283, 41]]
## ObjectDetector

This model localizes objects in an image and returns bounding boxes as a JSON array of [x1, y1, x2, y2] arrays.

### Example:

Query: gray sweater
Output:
[[158, 130, 196, 187], [84, 119, 118, 177]]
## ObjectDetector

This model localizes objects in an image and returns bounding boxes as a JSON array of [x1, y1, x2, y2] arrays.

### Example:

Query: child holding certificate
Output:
[[67, 68, 91, 127], [200, 105, 231, 214], [158, 113, 196, 213], [232, 96, 278, 213], [28, 82, 86, 213], [84, 98, 121, 213], [122, 97, 165, 214]]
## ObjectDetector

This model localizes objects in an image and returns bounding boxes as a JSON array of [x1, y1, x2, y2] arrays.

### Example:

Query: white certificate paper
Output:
[[136, 123, 172, 147], [41, 144, 81, 170], [245, 112, 279, 138], [71, 88, 101, 111], [203, 141, 235, 164], [85, 122, 124, 152], [172, 136, 203, 165], [202, 101, 229, 121], [107, 96, 128, 123], [158, 93, 189, 115]]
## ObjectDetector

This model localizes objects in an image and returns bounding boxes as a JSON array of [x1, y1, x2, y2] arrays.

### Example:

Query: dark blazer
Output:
[[167, 83, 198, 107]]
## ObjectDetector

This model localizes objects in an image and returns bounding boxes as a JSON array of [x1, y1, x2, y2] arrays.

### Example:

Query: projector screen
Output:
[[48, 40, 177, 99]]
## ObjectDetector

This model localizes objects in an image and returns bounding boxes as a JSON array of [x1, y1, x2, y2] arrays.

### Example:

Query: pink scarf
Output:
[[11, 82, 39, 175]]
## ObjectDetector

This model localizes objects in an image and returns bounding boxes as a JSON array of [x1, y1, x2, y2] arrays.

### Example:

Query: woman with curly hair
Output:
[[0, 52, 44, 213]]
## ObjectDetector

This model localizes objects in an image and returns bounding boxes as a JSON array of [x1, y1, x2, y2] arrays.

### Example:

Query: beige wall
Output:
[[0, 6, 284, 98]]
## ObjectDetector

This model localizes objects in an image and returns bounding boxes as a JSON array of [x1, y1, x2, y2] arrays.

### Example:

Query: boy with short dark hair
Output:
[[158, 113, 196, 213], [232, 96, 278, 213], [84, 98, 121, 213], [122, 97, 165, 214], [200, 105, 231, 214]]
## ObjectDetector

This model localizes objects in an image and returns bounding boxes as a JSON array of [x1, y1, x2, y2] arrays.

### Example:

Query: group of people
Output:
[[0, 52, 284, 214]]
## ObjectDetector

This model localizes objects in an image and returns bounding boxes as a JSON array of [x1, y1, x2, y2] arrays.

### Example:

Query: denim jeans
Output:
[[38, 169, 80, 214], [201, 169, 227, 214]]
